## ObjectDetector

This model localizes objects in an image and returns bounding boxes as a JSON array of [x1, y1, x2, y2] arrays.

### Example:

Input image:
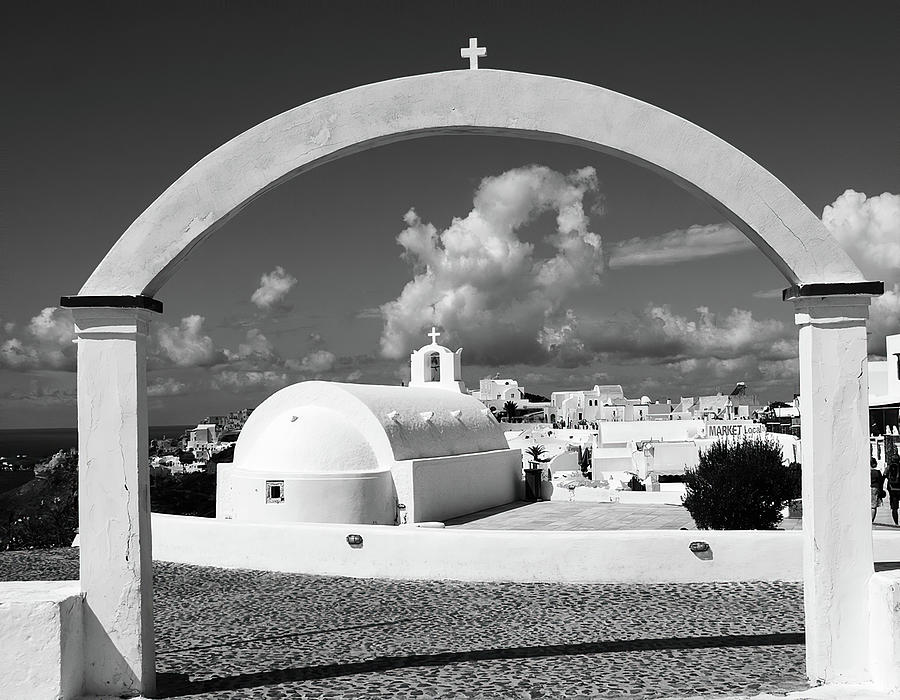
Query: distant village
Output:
[[151, 331, 899, 482]]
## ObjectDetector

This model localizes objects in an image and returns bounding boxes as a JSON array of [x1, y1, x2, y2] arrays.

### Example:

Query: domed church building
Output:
[[216, 329, 522, 525]]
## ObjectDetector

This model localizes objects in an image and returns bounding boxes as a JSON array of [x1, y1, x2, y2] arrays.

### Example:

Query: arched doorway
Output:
[[59, 69, 882, 695]]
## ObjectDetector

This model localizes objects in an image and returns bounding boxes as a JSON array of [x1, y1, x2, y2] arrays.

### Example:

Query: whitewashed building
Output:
[[550, 385, 650, 425], [216, 331, 522, 525]]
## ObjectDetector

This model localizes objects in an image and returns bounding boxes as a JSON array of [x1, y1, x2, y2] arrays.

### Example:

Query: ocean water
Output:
[[0, 425, 191, 461]]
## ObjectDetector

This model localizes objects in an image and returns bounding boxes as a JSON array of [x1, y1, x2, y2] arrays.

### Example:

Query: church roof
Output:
[[232, 405, 381, 475], [233, 380, 509, 467]]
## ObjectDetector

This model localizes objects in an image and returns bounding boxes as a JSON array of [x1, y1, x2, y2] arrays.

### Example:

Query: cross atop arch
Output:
[[427, 326, 441, 344], [460, 37, 486, 69]]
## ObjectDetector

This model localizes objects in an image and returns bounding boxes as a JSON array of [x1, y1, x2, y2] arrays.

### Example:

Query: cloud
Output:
[[292, 349, 336, 374], [0, 307, 75, 371], [574, 304, 794, 364], [0, 382, 75, 405], [821, 190, 900, 355], [379, 165, 603, 365], [152, 315, 225, 368], [223, 328, 278, 366], [212, 370, 289, 393], [251, 266, 298, 311], [147, 377, 191, 397], [607, 223, 753, 268], [752, 287, 783, 300], [653, 355, 799, 397], [870, 283, 900, 356], [822, 190, 900, 283]]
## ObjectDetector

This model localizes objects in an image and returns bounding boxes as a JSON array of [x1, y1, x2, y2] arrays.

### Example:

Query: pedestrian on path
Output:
[[886, 456, 900, 526], [871, 457, 886, 522]]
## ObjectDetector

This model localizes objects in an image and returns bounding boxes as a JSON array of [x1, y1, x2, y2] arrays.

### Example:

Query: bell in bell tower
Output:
[[408, 327, 466, 393]]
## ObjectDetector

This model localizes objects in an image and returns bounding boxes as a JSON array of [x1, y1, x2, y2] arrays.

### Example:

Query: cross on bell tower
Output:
[[409, 327, 465, 393], [460, 37, 486, 70]]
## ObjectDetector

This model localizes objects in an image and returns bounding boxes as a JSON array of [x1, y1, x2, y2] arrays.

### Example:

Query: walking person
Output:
[[871, 457, 886, 522], [886, 455, 900, 526]]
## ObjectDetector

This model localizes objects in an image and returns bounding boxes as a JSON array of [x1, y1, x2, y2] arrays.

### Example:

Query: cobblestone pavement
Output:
[[1, 548, 809, 699]]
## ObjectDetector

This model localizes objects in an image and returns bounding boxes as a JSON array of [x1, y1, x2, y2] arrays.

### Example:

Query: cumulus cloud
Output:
[[570, 304, 795, 365], [251, 266, 298, 311], [223, 328, 278, 366], [147, 377, 191, 397], [821, 190, 900, 355], [0, 307, 75, 371], [607, 223, 753, 268], [822, 190, 900, 283], [870, 283, 900, 356], [152, 315, 225, 368], [292, 349, 336, 374], [379, 165, 603, 365]]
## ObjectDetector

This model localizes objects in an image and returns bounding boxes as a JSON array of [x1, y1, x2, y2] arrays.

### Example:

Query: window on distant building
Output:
[[266, 480, 284, 503]]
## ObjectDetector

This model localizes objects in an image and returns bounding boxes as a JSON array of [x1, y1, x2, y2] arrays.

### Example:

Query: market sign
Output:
[[703, 421, 767, 439]]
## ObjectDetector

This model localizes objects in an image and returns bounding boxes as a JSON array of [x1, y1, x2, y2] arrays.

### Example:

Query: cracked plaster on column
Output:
[[73, 307, 156, 697], [794, 295, 874, 684]]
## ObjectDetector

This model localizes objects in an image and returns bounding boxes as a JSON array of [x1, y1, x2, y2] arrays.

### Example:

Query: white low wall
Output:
[[599, 420, 705, 445], [0, 581, 83, 700], [869, 570, 900, 692], [404, 449, 521, 523], [546, 485, 685, 505], [151, 513, 900, 584]]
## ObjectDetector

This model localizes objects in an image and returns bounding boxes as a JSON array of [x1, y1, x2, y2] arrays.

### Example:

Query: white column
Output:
[[794, 295, 873, 684], [73, 307, 155, 697]]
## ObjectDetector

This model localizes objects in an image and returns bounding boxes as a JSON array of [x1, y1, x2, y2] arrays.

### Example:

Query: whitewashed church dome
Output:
[[232, 380, 508, 465], [232, 405, 380, 474]]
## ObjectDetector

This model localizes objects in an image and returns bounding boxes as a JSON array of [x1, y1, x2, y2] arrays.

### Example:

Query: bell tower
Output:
[[409, 327, 465, 393]]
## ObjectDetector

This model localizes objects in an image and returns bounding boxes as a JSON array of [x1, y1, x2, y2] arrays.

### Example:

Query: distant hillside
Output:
[[524, 391, 550, 403], [0, 469, 35, 494], [0, 454, 78, 551]]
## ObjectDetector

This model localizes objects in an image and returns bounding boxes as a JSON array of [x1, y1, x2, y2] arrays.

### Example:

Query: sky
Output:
[[1, 1, 898, 428]]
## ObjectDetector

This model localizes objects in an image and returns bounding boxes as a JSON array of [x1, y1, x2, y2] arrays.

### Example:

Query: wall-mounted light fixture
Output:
[[689, 541, 710, 553], [346, 534, 363, 547], [450, 409, 462, 419], [386, 410, 399, 421], [419, 411, 434, 422]]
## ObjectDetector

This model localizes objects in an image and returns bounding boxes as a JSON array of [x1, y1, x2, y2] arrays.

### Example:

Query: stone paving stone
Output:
[[0, 549, 811, 698]]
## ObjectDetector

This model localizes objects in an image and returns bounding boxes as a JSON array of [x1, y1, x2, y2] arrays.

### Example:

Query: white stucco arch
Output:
[[79, 69, 864, 297], [50, 69, 887, 697]]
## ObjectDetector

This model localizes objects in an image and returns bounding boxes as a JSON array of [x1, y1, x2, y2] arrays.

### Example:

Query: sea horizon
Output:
[[0, 425, 193, 462]]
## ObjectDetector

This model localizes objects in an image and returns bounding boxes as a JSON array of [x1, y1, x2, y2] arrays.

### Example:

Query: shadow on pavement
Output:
[[444, 500, 536, 525], [157, 617, 420, 655], [155, 631, 805, 697]]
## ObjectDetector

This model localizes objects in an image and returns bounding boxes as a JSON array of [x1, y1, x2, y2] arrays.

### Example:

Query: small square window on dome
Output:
[[266, 480, 284, 503]]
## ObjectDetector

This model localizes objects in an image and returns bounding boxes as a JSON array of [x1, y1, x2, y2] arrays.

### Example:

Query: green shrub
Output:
[[0, 454, 78, 550], [682, 438, 794, 530], [150, 470, 216, 517]]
